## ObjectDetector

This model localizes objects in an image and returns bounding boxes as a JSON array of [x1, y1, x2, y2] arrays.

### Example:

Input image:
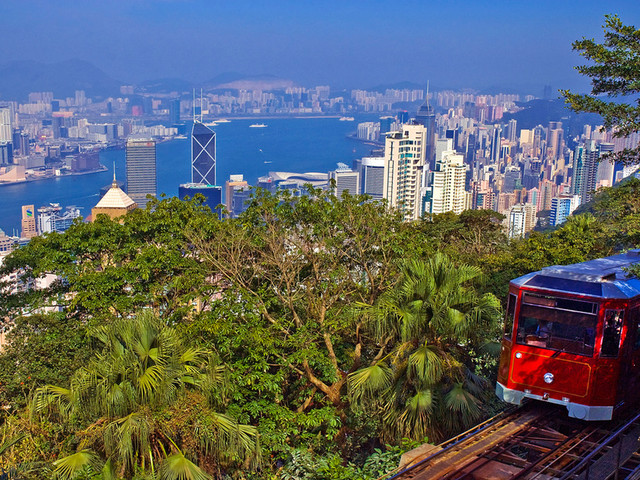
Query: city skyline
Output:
[[0, 1, 639, 93]]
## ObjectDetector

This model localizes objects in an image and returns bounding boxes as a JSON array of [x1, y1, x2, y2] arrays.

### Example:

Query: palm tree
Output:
[[348, 253, 501, 442], [33, 311, 259, 478]]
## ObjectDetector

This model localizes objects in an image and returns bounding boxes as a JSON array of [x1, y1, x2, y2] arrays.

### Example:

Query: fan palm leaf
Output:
[[397, 390, 434, 439], [201, 412, 259, 459], [104, 412, 151, 471], [52, 450, 100, 480], [159, 451, 211, 480], [348, 363, 393, 403], [32, 311, 260, 475], [407, 344, 446, 386], [439, 383, 483, 436], [351, 253, 502, 441], [0, 433, 25, 457], [31, 385, 74, 418]]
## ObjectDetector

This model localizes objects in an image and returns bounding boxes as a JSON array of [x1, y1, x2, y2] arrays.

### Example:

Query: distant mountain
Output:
[[204, 72, 247, 85], [477, 85, 535, 96], [137, 78, 194, 94], [0, 59, 121, 101], [204, 73, 295, 91], [367, 81, 426, 93], [502, 99, 603, 138]]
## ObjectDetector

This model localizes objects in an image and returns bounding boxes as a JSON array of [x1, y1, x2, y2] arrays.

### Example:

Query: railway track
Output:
[[387, 404, 640, 480]]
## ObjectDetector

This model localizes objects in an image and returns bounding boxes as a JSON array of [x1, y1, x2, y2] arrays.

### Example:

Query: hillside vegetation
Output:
[[1, 181, 638, 479]]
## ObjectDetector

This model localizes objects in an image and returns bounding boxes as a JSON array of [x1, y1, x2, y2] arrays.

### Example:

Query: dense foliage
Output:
[[561, 15, 640, 165], [2, 178, 639, 479]]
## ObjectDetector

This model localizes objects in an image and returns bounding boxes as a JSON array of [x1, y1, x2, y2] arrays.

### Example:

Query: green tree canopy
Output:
[[0, 196, 215, 322], [561, 15, 640, 165], [348, 253, 502, 443], [29, 311, 259, 478]]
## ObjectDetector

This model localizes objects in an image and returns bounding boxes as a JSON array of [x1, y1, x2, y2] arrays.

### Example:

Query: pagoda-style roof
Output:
[[94, 182, 136, 210]]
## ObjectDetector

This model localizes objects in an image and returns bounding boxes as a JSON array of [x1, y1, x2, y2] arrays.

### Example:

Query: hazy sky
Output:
[[1, 0, 639, 93]]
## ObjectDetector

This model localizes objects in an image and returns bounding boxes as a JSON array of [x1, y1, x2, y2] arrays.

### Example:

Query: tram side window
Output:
[[504, 294, 517, 340], [632, 308, 640, 350], [601, 310, 624, 358]]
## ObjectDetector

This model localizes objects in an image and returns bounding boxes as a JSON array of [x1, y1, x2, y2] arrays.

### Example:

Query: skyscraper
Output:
[[424, 149, 467, 216], [0, 142, 12, 165], [383, 124, 427, 220], [0, 107, 12, 143], [414, 83, 436, 165], [21, 205, 37, 239], [571, 145, 585, 197], [490, 125, 502, 164], [225, 174, 250, 218], [550, 195, 581, 227], [191, 122, 216, 185], [596, 143, 615, 188], [169, 98, 181, 125], [353, 157, 385, 199], [507, 119, 518, 144], [179, 183, 222, 219], [126, 138, 157, 209], [507, 204, 537, 239], [576, 140, 600, 204]]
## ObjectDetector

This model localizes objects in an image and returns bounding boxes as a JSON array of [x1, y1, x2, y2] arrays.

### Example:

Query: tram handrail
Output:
[[559, 410, 640, 480], [384, 404, 521, 480]]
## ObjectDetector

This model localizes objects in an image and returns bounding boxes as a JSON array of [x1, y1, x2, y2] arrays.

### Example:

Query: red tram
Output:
[[496, 251, 640, 421]]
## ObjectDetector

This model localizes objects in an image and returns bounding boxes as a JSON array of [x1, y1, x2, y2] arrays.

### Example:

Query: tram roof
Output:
[[511, 250, 640, 299]]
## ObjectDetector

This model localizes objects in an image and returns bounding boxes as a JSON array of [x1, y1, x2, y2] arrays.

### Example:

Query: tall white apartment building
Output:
[[507, 203, 537, 239], [0, 107, 11, 143], [424, 140, 468, 216], [383, 124, 427, 220]]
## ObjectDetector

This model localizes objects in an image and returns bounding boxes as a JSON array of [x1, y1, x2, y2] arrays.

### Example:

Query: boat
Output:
[[339, 116, 355, 121], [250, 123, 267, 128], [214, 119, 231, 123], [174, 135, 188, 139], [264, 161, 272, 164]]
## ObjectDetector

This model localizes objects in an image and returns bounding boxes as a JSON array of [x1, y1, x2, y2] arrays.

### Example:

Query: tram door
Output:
[[625, 307, 640, 406]]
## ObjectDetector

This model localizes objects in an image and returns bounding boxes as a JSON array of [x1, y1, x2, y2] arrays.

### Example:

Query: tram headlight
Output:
[[515, 352, 522, 359], [544, 372, 554, 384]]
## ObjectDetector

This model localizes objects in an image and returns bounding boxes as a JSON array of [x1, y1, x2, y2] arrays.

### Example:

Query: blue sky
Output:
[[1, 0, 639, 93]]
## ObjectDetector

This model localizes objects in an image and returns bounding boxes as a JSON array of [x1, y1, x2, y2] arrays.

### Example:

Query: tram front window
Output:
[[516, 294, 597, 356]]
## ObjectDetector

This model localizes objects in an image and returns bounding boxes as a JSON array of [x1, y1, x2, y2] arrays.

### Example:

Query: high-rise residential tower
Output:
[[383, 124, 427, 220], [574, 140, 609, 205], [126, 138, 157, 209], [596, 143, 615, 188], [0, 107, 12, 143], [424, 145, 468, 216], [191, 122, 216, 185]]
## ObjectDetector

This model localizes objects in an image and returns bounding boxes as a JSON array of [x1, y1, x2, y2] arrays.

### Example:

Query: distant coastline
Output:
[[346, 133, 384, 148], [212, 115, 343, 120], [0, 164, 108, 188]]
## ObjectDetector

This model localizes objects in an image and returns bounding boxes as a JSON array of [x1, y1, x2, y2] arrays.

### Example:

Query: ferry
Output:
[[214, 119, 231, 123], [250, 123, 268, 128], [339, 116, 355, 121]]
